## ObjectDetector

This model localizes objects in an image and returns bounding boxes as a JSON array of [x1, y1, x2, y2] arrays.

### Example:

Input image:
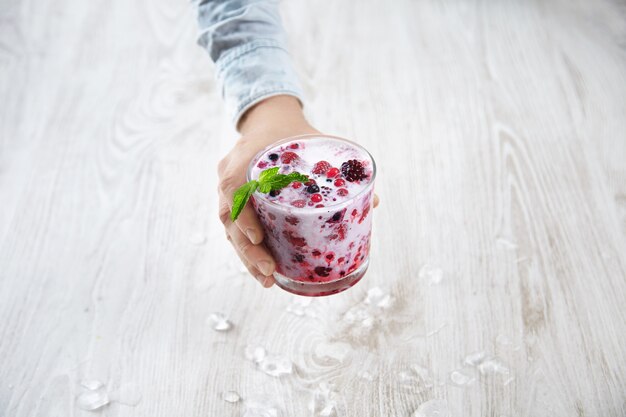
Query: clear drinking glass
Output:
[[247, 134, 376, 296]]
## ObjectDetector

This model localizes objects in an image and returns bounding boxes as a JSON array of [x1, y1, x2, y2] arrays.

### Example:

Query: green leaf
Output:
[[258, 167, 279, 183], [264, 173, 308, 191], [230, 180, 258, 222], [230, 168, 309, 220], [258, 182, 272, 193], [286, 172, 309, 183]]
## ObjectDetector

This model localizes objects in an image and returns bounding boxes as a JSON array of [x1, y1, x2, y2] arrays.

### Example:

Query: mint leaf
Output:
[[258, 167, 279, 183], [230, 180, 258, 222], [231, 168, 309, 221], [285, 172, 309, 183], [258, 182, 272, 193], [264, 172, 309, 190]]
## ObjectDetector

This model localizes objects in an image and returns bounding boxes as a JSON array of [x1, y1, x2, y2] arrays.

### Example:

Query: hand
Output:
[[218, 96, 319, 288]]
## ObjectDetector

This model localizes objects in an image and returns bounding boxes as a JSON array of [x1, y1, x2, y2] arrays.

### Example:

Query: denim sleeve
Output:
[[196, 0, 304, 126]]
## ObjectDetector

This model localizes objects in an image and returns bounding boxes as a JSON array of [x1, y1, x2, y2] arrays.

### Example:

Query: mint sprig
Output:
[[230, 168, 309, 222]]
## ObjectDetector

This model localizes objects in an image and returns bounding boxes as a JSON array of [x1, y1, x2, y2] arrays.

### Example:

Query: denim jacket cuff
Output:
[[215, 39, 304, 126]]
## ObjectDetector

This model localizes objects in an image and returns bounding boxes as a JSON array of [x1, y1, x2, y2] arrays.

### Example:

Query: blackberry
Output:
[[306, 184, 320, 193], [293, 253, 305, 263], [340, 160, 367, 182], [269, 189, 280, 197], [314, 266, 332, 277], [268, 153, 279, 161]]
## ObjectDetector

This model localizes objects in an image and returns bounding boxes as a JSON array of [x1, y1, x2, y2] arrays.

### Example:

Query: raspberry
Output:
[[257, 161, 268, 168], [291, 181, 302, 189], [337, 188, 348, 196], [291, 199, 306, 208], [289, 143, 300, 149], [334, 178, 345, 187], [327, 167, 340, 178], [312, 161, 331, 174], [340, 160, 367, 182], [281, 151, 299, 164], [311, 193, 323, 203]]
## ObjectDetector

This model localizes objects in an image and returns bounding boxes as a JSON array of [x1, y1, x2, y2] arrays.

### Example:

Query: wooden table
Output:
[[1, 1, 625, 416]]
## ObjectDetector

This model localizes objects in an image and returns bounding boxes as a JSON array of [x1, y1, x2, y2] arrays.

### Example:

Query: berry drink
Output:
[[248, 135, 376, 296]]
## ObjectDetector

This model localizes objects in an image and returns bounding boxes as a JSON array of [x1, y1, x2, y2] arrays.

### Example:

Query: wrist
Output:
[[238, 95, 315, 137]]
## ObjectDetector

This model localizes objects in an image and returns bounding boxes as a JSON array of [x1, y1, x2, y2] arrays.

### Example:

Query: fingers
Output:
[[374, 193, 380, 208], [226, 221, 276, 287], [219, 186, 265, 245], [233, 205, 265, 245]]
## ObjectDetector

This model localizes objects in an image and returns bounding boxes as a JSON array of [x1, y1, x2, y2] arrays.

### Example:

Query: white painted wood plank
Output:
[[0, 0, 625, 416]]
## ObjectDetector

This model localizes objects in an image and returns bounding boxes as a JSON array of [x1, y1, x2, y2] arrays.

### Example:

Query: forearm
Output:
[[196, 0, 304, 127], [239, 95, 314, 136]]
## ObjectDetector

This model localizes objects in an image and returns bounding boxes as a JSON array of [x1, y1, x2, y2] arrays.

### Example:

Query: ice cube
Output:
[[222, 390, 241, 403], [207, 312, 232, 332], [76, 390, 110, 411]]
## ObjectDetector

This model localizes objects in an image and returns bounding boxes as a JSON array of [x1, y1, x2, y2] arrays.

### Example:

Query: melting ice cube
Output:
[[207, 312, 233, 332]]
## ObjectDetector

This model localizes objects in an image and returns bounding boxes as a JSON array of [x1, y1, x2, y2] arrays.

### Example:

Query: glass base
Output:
[[273, 258, 369, 297]]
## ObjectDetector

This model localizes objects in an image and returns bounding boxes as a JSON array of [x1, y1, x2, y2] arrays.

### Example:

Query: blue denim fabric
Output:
[[197, 0, 304, 126]]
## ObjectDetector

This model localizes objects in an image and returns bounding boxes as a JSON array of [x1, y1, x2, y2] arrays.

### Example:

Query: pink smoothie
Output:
[[248, 135, 375, 295]]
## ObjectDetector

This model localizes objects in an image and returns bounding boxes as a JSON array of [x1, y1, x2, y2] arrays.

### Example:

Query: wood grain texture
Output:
[[1, 0, 625, 416]]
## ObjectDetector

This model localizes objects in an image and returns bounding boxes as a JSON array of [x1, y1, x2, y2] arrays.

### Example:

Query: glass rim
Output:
[[246, 134, 377, 212]]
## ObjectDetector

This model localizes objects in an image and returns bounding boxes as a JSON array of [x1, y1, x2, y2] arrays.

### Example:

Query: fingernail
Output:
[[257, 260, 273, 276], [262, 277, 274, 288], [246, 229, 260, 244]]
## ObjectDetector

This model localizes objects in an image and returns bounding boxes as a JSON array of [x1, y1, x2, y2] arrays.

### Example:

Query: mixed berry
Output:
[[250, 138, 374, 285], [254, 141, 371, 208]]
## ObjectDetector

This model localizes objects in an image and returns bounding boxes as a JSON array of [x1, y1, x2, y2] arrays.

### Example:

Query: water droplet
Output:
[[364, 287, 394, 308], [426, 323, 447, 337], [243, 400, 279, 417], [309, 383, 337, 416], [207, 312, 233, 332], [258, 355, 293, 377], [286, 298, 313, 317], [419, 265, 444, 285], [398, 370, 420, 385], [496, 335, 512, 346], [496, 236, 518, 250], [76, 390, 110, 411], [358, 370, 375, 381], [244, 345, 267, 363], [110, 382, 142, 406], [410, 364, 432, 382], [478, 358, 510, 375], [188, 232, 207, 245], [80, 380, 104, 391], [343, 305, 373, 328], [464, 351, 487, 366], [449, 369, 475, 386], [222, 390, 241, 403], [412, 399, 450, 417]]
